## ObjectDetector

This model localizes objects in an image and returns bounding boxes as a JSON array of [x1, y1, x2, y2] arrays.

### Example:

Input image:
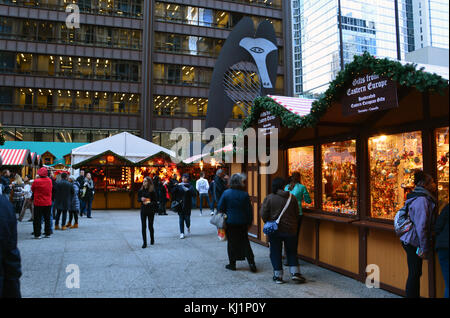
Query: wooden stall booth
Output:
[[73, 151, 135, 210], [0, 149, 33, 177], [242, 54, 449, 297]]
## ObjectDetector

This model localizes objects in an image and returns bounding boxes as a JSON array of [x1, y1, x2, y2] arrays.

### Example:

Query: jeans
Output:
[[192, 193, 197, 209], [55, 209, 68, 227], [437, 248, 449, 298], [86, 199, 93, 217], [199, 193, 211, 212], [402, 242, 423, 298], [141, 209, 155, 244], [269, 231, 300, 277], [34, 206, 52, 237], [209, 194, 216, 211], [179, 213, 191, 234], [80, 200, 86, 216]]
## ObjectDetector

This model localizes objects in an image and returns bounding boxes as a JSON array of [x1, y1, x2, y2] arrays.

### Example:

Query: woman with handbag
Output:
[[217, 173, 256, 272], [171, 174, 195, 239], [138, 177, 158, 248], [261, 177, 305, 284]]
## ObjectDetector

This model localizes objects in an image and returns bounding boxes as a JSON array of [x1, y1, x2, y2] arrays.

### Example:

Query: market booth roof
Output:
[[0, 149, 32, 166], [71, 132, 176, 167], [243, 52, 449, 144]]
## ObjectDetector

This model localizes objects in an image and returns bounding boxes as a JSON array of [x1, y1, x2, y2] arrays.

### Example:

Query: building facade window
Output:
[[0, 0, 143, 18], [0, 17, 142, 50]]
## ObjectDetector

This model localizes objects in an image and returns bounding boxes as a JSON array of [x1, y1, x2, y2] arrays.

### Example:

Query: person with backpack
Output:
[[434, 203, 449, 298], [171, 174, 195, 239], [261, 177, 305, 284], [196, 172, 211, 216], [399, 170, 437, 298]]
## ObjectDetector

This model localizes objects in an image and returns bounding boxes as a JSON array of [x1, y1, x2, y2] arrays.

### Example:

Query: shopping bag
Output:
[[218, 228, 226, 241]]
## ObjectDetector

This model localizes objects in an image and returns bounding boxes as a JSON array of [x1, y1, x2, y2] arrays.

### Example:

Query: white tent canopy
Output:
[[71, 132, 175, 166]]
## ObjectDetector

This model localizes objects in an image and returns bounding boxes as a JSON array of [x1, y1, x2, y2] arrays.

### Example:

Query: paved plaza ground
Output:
[[16, 209, 400, 298]]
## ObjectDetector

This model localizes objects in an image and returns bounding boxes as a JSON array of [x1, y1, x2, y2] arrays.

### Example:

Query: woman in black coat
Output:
[[138, 177, 158, 248], [171, 174, 195, 239]]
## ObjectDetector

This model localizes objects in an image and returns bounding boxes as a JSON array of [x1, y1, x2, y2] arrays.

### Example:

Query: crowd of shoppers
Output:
[[0, 168, 96, 240]]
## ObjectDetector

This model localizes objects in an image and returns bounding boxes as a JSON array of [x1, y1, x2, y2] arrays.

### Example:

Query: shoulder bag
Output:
[[263, 194, 292, 235]]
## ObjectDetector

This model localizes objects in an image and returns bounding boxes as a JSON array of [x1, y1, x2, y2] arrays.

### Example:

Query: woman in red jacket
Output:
[[31, 168, 53, 239]]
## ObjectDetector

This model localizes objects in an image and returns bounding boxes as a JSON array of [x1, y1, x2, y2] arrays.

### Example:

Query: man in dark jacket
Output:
[[1, 169, 11, 198], [214, 169, 226, 204], [54, 173, 75, 230], [435, 204, 449, 298], [0, 194, 22, 298]]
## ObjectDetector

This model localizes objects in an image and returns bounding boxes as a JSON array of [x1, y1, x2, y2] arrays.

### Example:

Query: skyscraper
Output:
[[291, 0, 449, 96], [0, 0, 290, 147]]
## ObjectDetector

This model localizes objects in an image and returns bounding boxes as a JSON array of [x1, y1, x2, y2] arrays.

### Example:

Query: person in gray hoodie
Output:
[[400, 170, 437, 298]]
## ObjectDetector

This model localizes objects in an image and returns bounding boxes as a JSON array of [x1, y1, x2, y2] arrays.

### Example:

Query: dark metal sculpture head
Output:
[[206, 17, 278, 132]]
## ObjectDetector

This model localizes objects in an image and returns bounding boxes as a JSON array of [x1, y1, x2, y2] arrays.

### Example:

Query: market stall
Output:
[[71, 132, 176, 210], [0, 149, 33, 177], [241, 53, 449, 298]]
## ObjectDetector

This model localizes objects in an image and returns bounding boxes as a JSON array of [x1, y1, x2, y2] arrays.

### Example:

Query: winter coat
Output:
[[54, 180, 75, 211], [400, 186, 437, 255], [70, 182, 81, 212], [1, 176, 11, 196], [171, 182, 195, 216], [0, 195, 22, 298], [214, 175, 226, 202], [261, 190, 300, 235], [217, 188, 253, 226], [138, 188, 158, 213], [196, 178, 209, 194], [31, 168, 53, 207], [434, 204, 449, 251], [284, 183, 312, 216], [11, 184, 24, 202], [81, 179, 95, 201]]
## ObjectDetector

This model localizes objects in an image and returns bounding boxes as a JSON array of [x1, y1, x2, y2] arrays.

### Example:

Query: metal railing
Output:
[[0, 68, 141, 82], [0, 103, 140, 115]]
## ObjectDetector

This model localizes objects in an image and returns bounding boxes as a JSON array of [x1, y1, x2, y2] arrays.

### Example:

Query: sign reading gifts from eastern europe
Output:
[[342, 73, 398, 116], [257, 111, 280, 136]]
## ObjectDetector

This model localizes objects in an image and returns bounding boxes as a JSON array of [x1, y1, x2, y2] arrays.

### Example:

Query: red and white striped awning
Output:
[[267, 95, 316, 117], [0, 149, 30, 166]]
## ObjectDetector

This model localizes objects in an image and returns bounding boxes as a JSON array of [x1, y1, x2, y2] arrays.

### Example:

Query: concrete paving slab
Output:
[[16, 209, 400, 298]]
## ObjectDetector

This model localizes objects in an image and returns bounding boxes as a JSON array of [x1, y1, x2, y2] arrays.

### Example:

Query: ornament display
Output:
[[288, 146, 315, 208], [369, 132, 423, 220]]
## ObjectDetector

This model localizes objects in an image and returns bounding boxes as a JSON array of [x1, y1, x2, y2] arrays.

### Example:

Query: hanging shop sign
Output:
[[257, 110, 280, 136], [342, 73, 398, 116]]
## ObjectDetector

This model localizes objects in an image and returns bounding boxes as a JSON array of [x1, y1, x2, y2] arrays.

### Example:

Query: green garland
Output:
[[243, 52, 449, 130]]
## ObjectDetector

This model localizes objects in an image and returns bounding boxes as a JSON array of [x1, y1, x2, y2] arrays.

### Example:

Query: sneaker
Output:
[[200, 211, 203, 216], [180, 233, 185, 239], [292, 273, 306, 284], [210, 211, 214, 216], [273, 276, 284, 284], [34, 236, 42, 240]]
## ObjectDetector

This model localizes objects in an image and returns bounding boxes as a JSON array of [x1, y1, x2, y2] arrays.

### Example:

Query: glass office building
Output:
[[0, 0, 288, 147], [293, 0, 448, 96]]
